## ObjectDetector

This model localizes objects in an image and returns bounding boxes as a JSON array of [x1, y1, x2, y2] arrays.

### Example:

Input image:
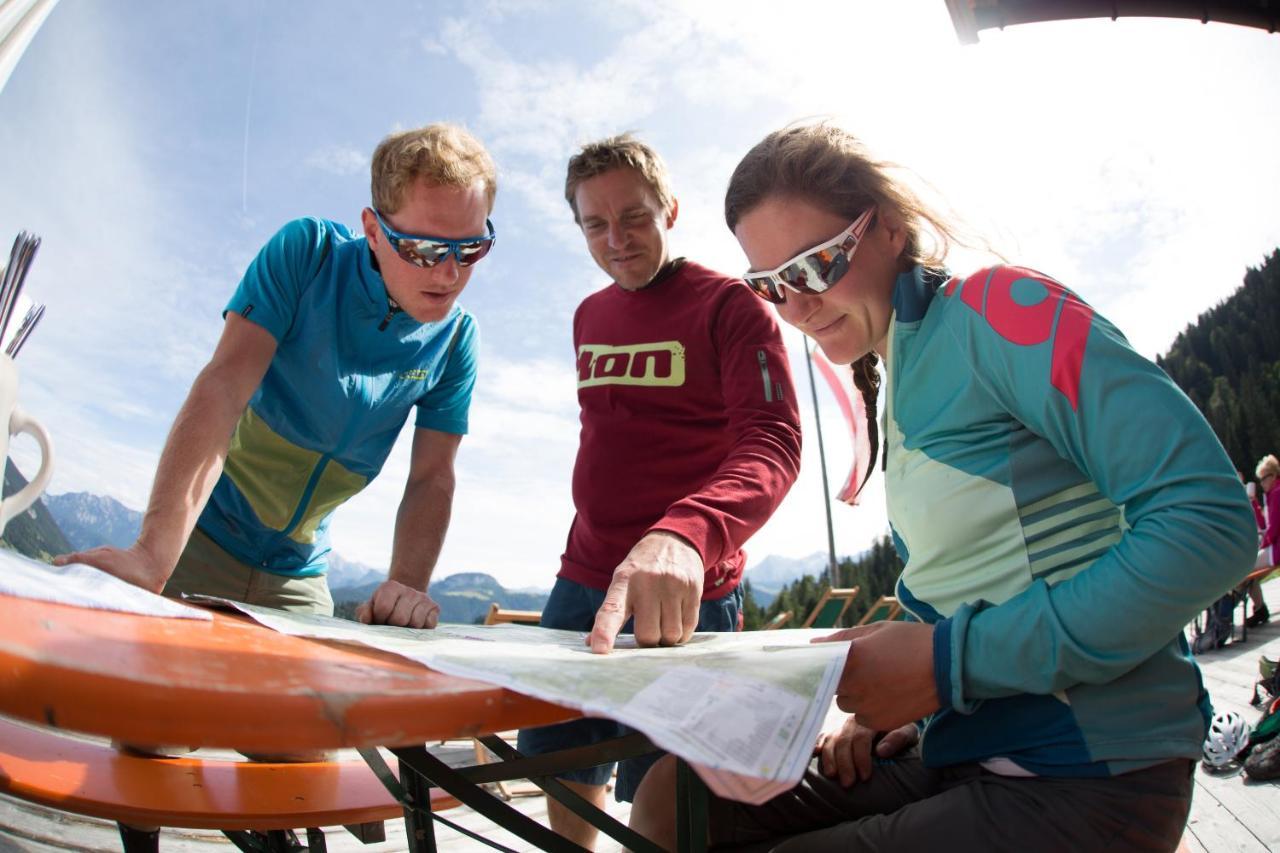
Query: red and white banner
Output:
[[810, 350, 870, 505]]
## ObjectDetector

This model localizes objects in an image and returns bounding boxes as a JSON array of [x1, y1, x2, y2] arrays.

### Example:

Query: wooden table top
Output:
[[0, 594, 578, 752]]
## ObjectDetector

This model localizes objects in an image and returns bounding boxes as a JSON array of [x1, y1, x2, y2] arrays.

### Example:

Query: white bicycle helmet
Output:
[[1202, 710, 1251, 768]]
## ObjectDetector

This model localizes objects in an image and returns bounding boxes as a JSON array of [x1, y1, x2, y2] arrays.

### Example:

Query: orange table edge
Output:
[[0, 594, 579, 752]]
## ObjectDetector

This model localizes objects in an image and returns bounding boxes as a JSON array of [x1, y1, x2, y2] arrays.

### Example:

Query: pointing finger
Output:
[[589, 576, 631, 654]]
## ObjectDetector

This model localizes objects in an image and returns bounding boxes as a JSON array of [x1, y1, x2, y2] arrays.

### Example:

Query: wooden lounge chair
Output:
[[801, 587, 861, 628], [763, 610, 793, 630], [855, 594, 901, 626]]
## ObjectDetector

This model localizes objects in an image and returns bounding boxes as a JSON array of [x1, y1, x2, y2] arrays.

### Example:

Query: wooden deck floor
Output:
[[1181, 579, 1280, 853], [1, 581, 1278, 852]]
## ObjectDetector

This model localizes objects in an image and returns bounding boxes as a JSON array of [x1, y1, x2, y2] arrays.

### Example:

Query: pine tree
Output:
[[1158, 249, 1280, 475]]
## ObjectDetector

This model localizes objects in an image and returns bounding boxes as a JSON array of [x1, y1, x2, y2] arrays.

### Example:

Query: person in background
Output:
[[1246, 453, 1279, 627], [630, 122, 1256, 852], [1244, 472, 1265, 530]]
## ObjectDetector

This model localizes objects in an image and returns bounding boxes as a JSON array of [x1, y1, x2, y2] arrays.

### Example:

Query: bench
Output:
[[484, 603, 542, 625], [0, 716, 459, 848]]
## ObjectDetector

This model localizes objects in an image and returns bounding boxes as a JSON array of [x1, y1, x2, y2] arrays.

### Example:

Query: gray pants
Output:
[[709, 753, 1193, 853], [164, 527, 333, 615]]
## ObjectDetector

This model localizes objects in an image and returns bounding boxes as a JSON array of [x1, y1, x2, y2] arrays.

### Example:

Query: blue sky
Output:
[[1, 1, 1278, 589]]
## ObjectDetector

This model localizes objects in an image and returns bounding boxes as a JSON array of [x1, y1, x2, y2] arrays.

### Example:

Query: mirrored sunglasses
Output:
[[373, 208, 496, 269], [743, 207, 876, 304]]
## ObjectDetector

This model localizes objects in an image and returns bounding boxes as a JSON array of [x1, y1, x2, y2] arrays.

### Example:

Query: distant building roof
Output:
[[945, 0, 1278, 43]]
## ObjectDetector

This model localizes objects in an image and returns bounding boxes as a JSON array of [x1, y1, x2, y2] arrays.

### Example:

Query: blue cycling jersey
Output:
[[884, 264, 1255, 776], [198, 217, 478, 577]]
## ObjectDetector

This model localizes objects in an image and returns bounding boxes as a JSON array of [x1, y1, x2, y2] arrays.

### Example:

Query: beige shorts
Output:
[[164, 527, 333, 616]]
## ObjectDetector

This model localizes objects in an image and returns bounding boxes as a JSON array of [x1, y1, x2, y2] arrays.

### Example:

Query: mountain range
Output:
[[1, 460, 73, 560], [744, 551, 832, 604], [34, 489, 552, 623], [331, 571, 550, 625], [43, 491, 142, 551], [16, 486, 829, 623]]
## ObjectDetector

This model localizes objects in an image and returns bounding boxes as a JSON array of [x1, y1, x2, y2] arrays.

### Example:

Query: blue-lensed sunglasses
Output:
[[372, 208, 496, 269]]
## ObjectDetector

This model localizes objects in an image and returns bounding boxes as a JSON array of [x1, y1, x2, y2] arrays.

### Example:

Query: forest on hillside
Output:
[[743, 535, 903, 630], [1157, 250, 1280, 476]]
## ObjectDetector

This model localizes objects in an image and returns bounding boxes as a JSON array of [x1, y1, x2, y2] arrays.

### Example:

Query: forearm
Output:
[[655, 302, 801, 565], [654, 413, 801, 566], [931, 270, 1258, 709], [135, 370, 247, 573], [939, 495, 1256, 710], [386, 471, 455, 591]]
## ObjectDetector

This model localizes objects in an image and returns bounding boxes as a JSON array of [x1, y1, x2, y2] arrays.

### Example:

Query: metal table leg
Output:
[[676, 758, 708, 853]]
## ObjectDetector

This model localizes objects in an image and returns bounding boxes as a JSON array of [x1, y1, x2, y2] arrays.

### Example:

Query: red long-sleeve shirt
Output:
[[560, 260, 802, 599]]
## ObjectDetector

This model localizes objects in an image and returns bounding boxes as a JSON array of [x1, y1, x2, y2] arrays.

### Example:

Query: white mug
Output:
[[0, 354, 54, 535], [1247, 481, 1258, 500]]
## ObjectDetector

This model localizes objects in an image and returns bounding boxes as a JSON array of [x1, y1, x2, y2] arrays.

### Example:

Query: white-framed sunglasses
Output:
[[743, 207, 876, 304]]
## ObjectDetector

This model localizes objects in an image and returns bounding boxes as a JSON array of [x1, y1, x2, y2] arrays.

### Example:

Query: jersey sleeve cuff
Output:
[[413, 412, 468, 435], [934, 604, 981, 715], [222, 300, 288, 343], [646, 517, 716, 570]]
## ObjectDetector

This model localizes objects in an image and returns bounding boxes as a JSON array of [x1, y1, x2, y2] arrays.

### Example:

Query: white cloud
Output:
[[304, 145, 369, 177], [420, 37, 448, 56]]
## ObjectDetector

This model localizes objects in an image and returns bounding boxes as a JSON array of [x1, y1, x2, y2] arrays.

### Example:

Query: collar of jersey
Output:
[[891, 264, 946, 325]]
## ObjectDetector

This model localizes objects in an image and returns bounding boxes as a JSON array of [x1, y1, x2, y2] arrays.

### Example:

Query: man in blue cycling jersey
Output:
[[57, 123, 496, 628]]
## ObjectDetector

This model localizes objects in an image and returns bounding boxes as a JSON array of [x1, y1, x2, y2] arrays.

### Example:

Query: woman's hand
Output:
[[815, 621, 941, 731], [816, 714, 919, 787]]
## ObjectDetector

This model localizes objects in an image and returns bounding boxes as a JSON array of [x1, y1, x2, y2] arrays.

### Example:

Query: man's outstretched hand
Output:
[[53, 544, 170, 594], [588, 531, 703, 654], [355, 578, 441, 628]]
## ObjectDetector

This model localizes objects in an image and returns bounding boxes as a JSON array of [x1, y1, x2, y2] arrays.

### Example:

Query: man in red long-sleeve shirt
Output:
[[516, 134, 802, 848]]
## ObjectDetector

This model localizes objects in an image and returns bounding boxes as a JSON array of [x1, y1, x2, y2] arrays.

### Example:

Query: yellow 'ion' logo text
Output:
[[577, 341, 686, 388]]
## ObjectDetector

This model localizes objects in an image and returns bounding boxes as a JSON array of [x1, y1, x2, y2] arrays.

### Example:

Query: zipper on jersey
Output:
[[281, 452, 334, 537], [757, 350, 773, 402], [378, 294, 402, 331], [280, 376, 373, 538]]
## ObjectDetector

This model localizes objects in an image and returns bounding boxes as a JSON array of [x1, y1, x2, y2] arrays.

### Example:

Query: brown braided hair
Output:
[[850, 352, 881, 493]]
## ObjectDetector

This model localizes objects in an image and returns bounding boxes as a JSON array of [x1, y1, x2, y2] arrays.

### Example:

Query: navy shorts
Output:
[[515, 576, 743, 802]]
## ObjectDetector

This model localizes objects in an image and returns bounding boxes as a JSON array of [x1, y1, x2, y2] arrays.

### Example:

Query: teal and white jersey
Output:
[[198, 217, 478, 577], [884, 265, 1255, 777]]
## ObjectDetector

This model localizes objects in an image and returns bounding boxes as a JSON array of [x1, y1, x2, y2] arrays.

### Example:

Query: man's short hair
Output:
[[371, 123, 497, 214], [564, 133, 675, 224]]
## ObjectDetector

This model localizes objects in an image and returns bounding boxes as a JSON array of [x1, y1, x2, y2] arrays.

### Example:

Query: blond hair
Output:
[[564, 133, 675, 223], [371, 124, 497, 214], [1257, 454, 1280, 480]]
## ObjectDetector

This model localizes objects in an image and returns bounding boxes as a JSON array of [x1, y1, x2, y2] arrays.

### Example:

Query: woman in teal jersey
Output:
[[629, 123, 1257, 852]]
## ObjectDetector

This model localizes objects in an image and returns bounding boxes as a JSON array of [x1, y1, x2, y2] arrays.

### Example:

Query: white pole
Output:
[[0, 0, 60, 96]]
